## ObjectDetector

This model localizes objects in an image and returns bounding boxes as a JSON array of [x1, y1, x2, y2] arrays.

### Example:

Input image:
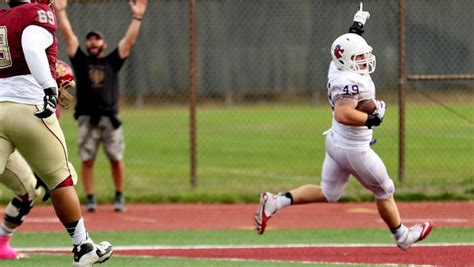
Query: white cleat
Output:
[[396, 221, 433, 250], [254, 192, 280, 235], [72, 237, 112, 266]]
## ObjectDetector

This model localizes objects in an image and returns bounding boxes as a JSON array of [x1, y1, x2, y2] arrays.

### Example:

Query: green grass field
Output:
[[0, 103, 472, 204], [0, 102, 472, 266], [6, 228, 473, 267]]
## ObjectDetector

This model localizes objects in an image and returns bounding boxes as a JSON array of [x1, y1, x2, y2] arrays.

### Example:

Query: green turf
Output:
[[5, 254, 332, 267], [0, 103, 472, 204], [6, 228, 473, 266], [12, 228, 474, 247]]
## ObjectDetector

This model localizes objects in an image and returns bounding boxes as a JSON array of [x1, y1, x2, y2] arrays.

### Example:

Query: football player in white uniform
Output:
[[254, 3, 433, 250]]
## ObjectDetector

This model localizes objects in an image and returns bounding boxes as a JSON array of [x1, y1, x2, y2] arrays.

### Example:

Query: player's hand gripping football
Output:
[[374, 100, 386, 119], [365, 100, 386, 129], [34, 87, 58, 119], [354, 2, 370, 26]]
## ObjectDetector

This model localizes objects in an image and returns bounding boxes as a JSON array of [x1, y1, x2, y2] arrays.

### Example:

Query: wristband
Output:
[[133, 16, 142, 21], [349, 21, 364, 35], [44, 87, 58, 96]]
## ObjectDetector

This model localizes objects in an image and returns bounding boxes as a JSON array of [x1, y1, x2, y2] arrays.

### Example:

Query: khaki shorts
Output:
[[0, 102, 77, 190], [78, 115, 125, 161]]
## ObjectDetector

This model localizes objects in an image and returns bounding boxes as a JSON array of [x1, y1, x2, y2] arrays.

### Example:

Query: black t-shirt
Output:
[[70, 47, 125, 119]]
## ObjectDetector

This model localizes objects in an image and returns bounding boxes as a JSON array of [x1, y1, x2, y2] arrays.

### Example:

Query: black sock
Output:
[[63, 220, 79, 237], [285, 192, 293, 205], [390, 223, 402, 233]]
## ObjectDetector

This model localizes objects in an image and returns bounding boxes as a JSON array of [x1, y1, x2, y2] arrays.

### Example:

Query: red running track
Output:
[[8, 201, 473, 232], [2, 202, 472, 265], [112, 245, 474, 266], [29, 245, 474, 266]]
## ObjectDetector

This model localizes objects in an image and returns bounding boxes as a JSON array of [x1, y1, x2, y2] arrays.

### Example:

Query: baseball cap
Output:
[[86, 30, 105, 40]]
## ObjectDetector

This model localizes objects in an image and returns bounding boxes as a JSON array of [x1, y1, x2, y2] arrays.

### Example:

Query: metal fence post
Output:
[[189, 0, 198, 187]]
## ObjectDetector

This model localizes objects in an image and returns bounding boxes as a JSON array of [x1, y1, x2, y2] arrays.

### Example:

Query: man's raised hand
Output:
[[129, 0, 148, 18]]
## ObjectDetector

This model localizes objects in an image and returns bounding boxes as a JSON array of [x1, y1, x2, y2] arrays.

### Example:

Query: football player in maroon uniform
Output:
[[0, 60, 76, 260], [0, 0, 112, 265]]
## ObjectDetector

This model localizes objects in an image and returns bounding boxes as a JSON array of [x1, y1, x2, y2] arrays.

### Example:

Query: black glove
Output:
[[365, 100, 386, 129], [365, 114, 382, 129], [34, 87, 58, 118]]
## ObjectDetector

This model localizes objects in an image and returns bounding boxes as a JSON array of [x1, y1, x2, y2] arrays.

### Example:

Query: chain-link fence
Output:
[[64, 0, 473, 199], [57, 1, 474, 96], [2, 0, 471, 201]]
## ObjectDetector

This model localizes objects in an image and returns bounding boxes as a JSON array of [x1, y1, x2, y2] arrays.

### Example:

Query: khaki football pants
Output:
[[0, 102, 77, 190], [0, 150, 44, 200]]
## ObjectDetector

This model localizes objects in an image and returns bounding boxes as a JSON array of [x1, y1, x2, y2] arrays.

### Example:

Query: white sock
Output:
[[277, 194, 292, 209], [71, 218, 88, 245], [392, 224, 408, 240], [0, 223, 15, 237]]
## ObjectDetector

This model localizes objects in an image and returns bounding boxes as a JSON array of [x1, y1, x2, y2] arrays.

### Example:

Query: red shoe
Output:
[[397, 221, 433, 250], [254, 192, 279, 235]]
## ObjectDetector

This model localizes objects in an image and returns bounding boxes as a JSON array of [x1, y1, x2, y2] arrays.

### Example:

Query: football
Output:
[[356, 99, 376, 114]]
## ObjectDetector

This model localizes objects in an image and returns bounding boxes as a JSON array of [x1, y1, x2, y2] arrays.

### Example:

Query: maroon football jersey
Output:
[[0, 3, 58, 79]]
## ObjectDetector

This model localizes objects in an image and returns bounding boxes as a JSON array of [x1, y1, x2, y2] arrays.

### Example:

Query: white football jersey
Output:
[[0, 75, 44, 105], [326, 61, 376, 149]]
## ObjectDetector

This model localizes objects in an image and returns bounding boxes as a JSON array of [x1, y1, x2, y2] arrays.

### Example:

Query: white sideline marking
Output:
[[18, 242, 474, 252]]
